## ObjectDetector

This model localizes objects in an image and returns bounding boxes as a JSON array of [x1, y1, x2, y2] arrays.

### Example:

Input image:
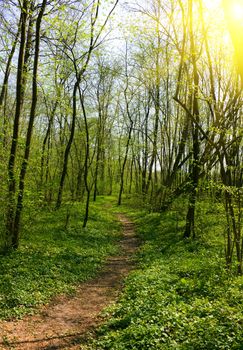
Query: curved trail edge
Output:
[[0, 213, 139, 350]]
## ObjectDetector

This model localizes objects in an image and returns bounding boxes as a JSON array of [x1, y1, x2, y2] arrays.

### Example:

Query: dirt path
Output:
[[0, 214, 139, 350]]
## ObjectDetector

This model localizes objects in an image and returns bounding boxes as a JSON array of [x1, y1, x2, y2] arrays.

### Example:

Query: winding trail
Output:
[[0, 214, 139, 350]]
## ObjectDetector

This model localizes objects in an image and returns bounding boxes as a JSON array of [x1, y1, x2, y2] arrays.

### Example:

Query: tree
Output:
[[55, 0, 119, 211], [6, 0, 34, 249], [6, 0, 48, 249]]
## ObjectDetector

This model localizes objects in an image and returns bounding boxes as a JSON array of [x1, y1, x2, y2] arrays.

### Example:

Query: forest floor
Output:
[[0, 214, 139, 350]]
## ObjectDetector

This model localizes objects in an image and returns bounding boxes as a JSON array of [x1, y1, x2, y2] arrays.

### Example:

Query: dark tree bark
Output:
[[40, 94, 59, 189], [11, 0, 47, 249], [117, 121, 133, 206], [56, 81, 78, 209], [0, 19, 21, 143], [79, 90, 91, 228], [183, 0, 200, 239], [93, 96, 103, 202], [6, 0, 29, 248], [118, 49, 134, 206]]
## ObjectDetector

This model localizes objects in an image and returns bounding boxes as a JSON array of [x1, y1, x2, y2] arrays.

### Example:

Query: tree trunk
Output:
[[6, 0, 29, 248], [12, 0, 47, 248], [118, 123, 133, 206], [183, 0, 200, 239], [56, 81, 78, 209], [0, 21, 21, 143], [79, 90, 91, 228]]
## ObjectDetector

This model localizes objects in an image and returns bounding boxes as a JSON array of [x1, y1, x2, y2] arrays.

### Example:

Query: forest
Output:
[[0, 0, 242, 349]]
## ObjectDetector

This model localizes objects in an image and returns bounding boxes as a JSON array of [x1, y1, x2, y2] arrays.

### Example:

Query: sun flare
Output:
[[223, 0, 243, 31], [231, 2, 243, 21], [222, 0, 243, 23]]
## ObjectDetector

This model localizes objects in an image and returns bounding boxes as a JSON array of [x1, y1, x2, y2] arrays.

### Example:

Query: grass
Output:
[[1, 194, 243, 348], [89, 196, 243, 350], [0, 196, 121, 320]]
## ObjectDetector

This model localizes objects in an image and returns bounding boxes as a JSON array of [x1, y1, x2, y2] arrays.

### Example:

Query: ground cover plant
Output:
[[91, 197, 243, 350], [0, 0, 242, 347], [0, 197, 121, 320]]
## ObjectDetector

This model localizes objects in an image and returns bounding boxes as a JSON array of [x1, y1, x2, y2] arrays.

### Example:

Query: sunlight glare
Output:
[[231, 1, 243, 21]]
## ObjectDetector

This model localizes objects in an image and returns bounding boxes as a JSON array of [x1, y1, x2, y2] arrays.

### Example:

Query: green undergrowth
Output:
[[0, 197, 121, 320], [91, 197, 243, 350]]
